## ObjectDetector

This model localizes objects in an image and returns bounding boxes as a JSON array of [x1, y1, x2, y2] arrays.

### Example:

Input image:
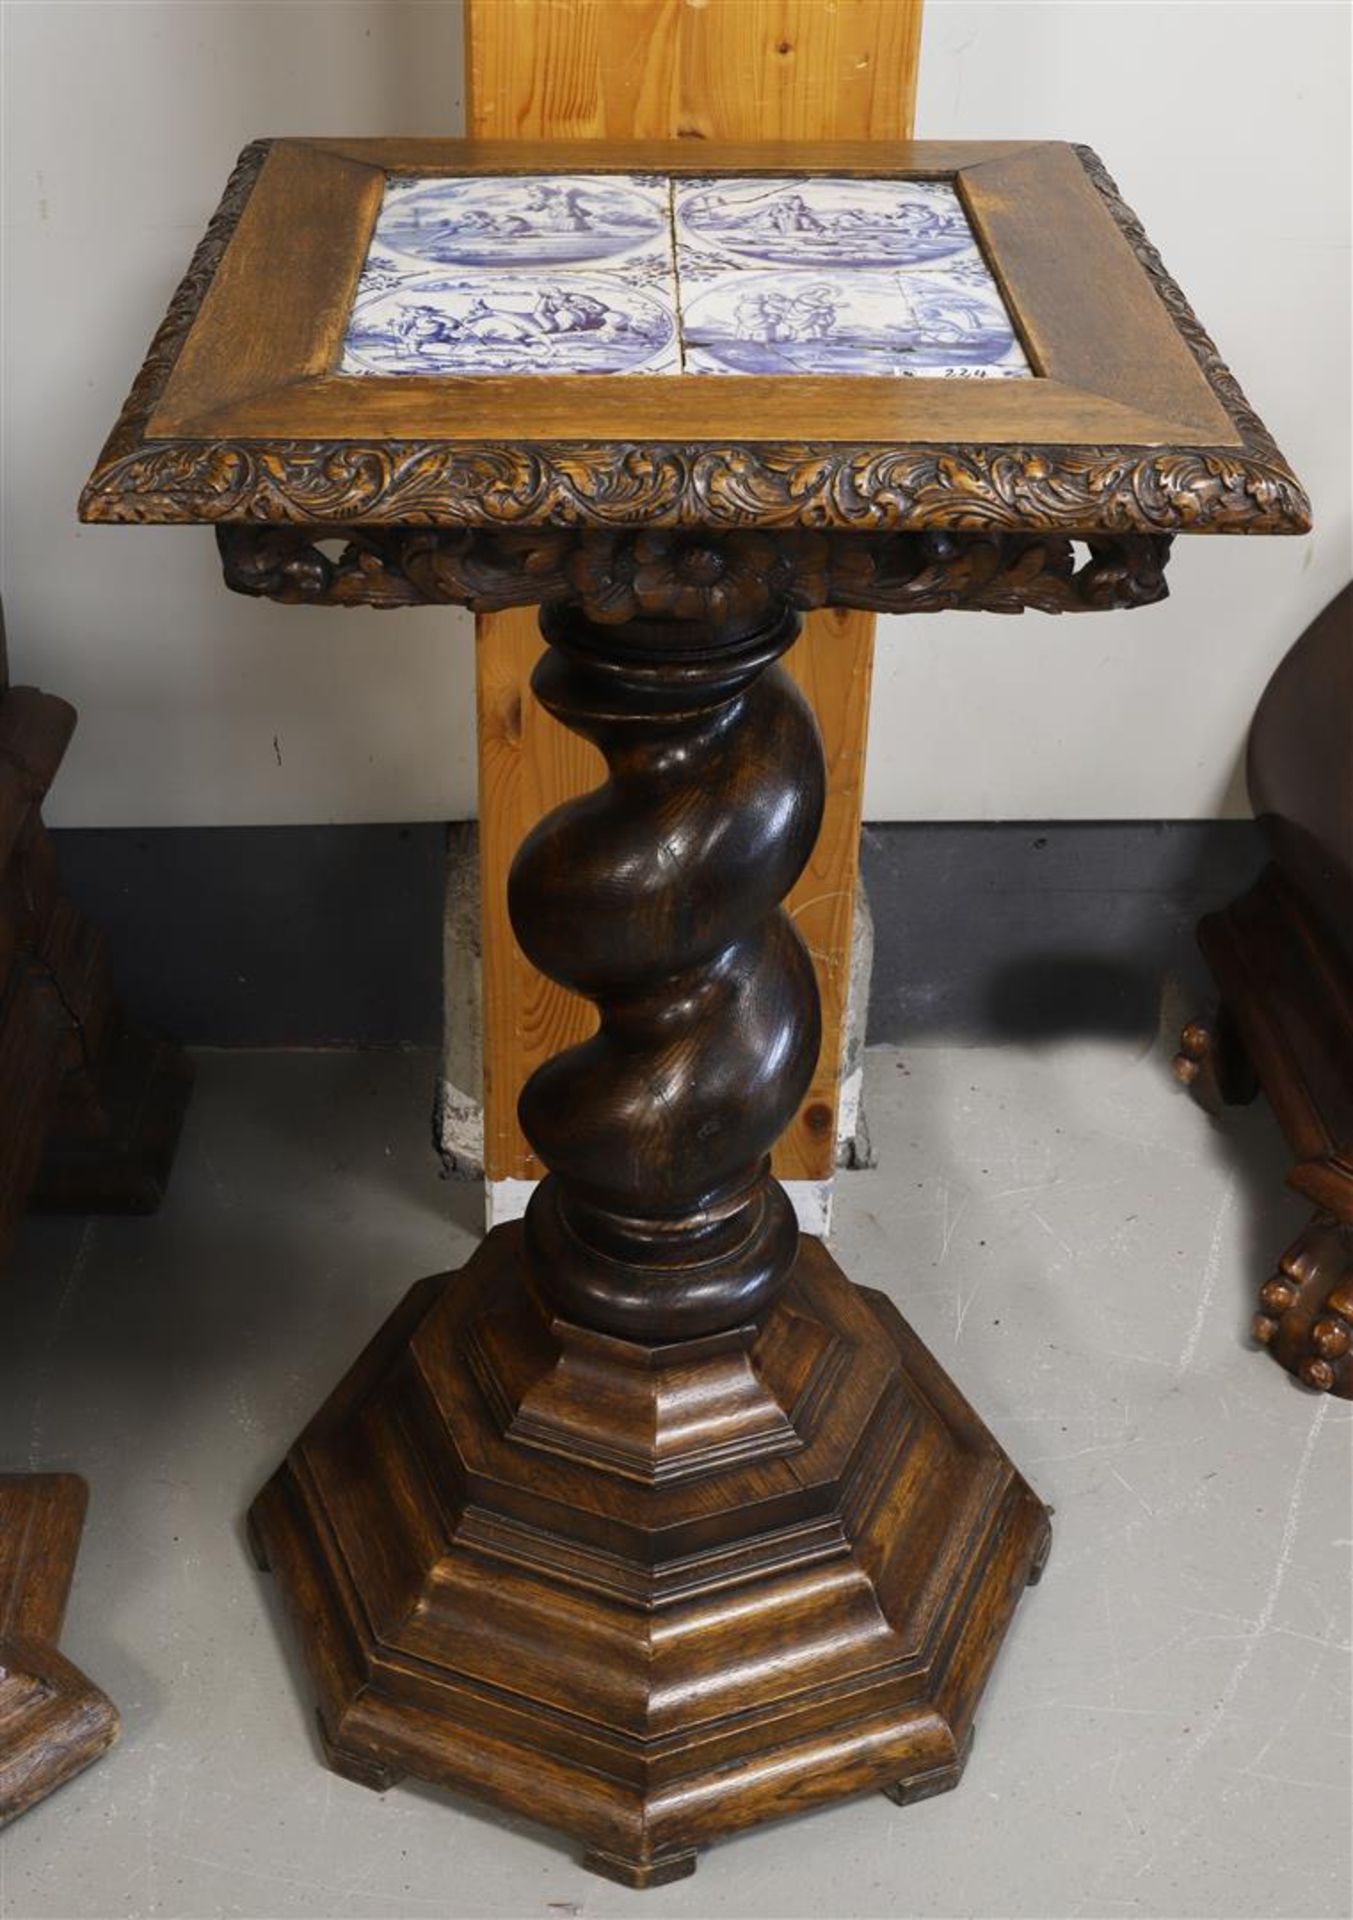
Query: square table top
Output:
[[79, 138, 1308, 539], [338, 171, 1032, 383]]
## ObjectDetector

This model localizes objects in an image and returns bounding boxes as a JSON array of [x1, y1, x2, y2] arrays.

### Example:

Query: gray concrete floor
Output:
[[1, 1042, 1349, 1920]]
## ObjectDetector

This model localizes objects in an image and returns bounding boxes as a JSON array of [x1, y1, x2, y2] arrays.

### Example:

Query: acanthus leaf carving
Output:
[[81, 143, 1310, 541]]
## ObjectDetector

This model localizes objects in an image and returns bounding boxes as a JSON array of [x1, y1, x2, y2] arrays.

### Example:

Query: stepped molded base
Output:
[[249, 1225, 1049, 1882]]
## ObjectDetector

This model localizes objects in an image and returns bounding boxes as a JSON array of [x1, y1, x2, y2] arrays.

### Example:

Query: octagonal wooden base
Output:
[[249, 1226, 1048, 1885]]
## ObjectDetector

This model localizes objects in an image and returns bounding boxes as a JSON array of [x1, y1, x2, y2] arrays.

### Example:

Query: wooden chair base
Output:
[[0, 1475, 119, 1825], [249, 1225, 1049, 1885], [1176, 864, 1353, 1396]]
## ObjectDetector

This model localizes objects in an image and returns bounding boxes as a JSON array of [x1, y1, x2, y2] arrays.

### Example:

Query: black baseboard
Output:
[[51, 825, 447, 1048], [860, 821, 1264, 1044], [49, 821, 1264, 1049]]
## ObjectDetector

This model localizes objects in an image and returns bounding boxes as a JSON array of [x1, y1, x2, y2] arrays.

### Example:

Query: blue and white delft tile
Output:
[[370, 173, 673, 271], [340, 170, 1030, 380], [674, 176, 979, 275], [342, 270, 680, 378], [679, 267, 1030, 379], [342, 173, 680, 377]]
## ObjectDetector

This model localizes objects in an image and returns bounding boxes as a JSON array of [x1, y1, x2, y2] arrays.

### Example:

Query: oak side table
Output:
[[81, 138, 1308, 1886]]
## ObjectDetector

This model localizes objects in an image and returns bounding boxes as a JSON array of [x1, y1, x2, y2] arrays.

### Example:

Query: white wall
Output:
[[897, 0, 1351, 820], [2, 1, 473, 827], [2, 0, 1347, 827]]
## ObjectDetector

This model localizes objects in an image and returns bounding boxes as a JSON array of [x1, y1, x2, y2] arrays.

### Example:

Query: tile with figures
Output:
[[341, 172, 680, 377], [673, 175, 982, 275], [339, 171, 1031, 379], [343, 270, 680, 378], [371, 173, 673, 272], [680, 267, 1030, 379]]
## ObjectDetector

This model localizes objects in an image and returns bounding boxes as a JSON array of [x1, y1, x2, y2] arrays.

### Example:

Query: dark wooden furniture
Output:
[[81, 137, 1307, 1884], [0, 608, 193, 1236], [1176, 586, 1353, 1396], [0, 604, 192, 1819], [0, 1475, 118, 1823]]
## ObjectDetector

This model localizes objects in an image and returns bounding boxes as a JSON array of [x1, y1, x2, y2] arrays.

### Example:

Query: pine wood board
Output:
[[466, 1, 922, 143], [468, 0, 920, 1183]]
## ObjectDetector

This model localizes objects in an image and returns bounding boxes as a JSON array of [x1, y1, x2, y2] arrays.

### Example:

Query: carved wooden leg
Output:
[[1253, 1214, 1353, 1397], [1177, 870, 1353, 1394], [249, 599, 1049, 1882], [0, 1475, 119, 1824]]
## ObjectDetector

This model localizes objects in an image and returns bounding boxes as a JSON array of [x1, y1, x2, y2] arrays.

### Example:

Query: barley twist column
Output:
[[509, 597, 825, 1342]]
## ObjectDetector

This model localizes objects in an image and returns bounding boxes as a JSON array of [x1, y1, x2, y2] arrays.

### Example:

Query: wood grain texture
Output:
[[0, 1476, 118, 1826], [781, 608, 872, 1177], [248, 575, 1031, 1880], [477, 605, 600, 1182], [510, 598, 825, 1339], [250, 1225, 1050, 1881], [137, 137, 1243, 452], [156, 141, 382, 431], [468, 0, 921, 1182], [467, 2, 924, 144], [475, 602, 872, 1187], [221, 424, 1066, 1886], [81, 143, 1308, 531], [156, 368, 1221, 447]]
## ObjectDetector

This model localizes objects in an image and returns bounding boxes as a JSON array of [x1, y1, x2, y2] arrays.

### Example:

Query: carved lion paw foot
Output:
[[1173, 1008, 1258, 1114], [1253, 1215, 1353, 1396]]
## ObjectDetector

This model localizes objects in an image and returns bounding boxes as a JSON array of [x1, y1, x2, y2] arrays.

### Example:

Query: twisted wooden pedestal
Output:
[[230, 528, 1174, 1882], [75, 125, 1311, 1885]]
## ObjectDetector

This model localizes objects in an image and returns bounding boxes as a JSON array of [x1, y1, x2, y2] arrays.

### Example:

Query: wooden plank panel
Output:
[[778, 609, 874, 1179], [468, 2, 922, 144], [476, 605, 600, 1183], [469, 0, 922, 1185]]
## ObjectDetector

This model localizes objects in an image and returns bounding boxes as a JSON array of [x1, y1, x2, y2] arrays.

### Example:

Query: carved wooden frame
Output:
[[79, 138, 1309, 537]]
